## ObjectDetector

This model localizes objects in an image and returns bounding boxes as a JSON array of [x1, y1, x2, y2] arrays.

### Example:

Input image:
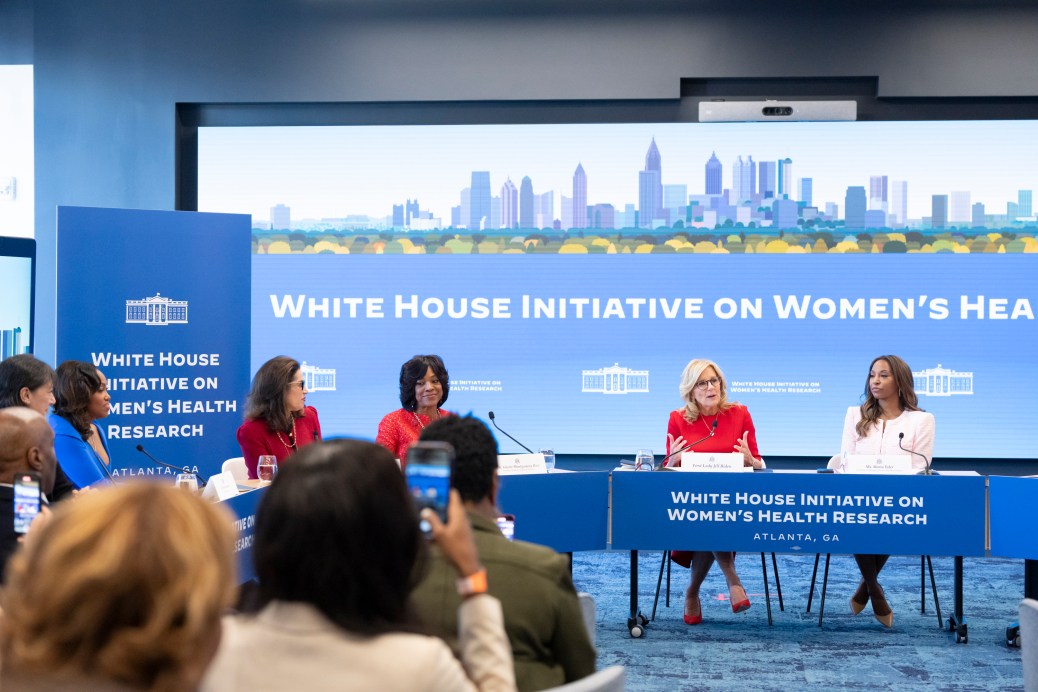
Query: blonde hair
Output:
[[1, 483, 237, 690], [678, 358, 733, 422]]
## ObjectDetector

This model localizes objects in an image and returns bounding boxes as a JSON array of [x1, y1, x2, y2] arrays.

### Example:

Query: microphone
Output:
[[136, 444, 209, 486], [487, 411, 534, 454], [659, 420, 718, 469], [898, 432, 937, 476]]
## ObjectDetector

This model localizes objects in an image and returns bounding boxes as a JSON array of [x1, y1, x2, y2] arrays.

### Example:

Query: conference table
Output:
[[222, 483, 267, 584]]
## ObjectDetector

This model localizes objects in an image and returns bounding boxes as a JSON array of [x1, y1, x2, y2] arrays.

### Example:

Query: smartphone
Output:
[[13, 472, 41, 535], [406, 441, 454, 536], [496, 513, 516, 541]]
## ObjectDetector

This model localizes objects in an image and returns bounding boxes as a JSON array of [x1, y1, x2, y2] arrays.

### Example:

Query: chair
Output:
[[541, 666, 626, 692], [651, 551, 784, 626], [1020, 598, 1038, 692], [577, 592, 596, 646], [222, 456, 249, 483]]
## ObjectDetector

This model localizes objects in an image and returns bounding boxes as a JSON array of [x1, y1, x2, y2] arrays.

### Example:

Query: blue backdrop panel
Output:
[[611, 471, 986, 556], [497, 471, 609, 552], [56, 206, 251, 480], [989, 476, 1038, 559]]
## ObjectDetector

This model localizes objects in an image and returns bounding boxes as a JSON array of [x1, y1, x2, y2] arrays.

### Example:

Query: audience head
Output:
[[0, 354, 56, 415], [678, 358, 730, 419], [254, 439, 423, 634], [398, 354, 449, 411], [244, 355, 306, 433], [0, 483, 237, 691], [53, 360, 110, 438], [420, 415, 498, 504], [0, 407, 57, 494]]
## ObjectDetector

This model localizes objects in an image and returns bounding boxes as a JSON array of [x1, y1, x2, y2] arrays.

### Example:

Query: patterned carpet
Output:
[[571, 550, 1025, 691]]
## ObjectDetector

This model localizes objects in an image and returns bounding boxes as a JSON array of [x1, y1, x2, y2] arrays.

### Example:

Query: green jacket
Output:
[[410, 511, 596, 691]]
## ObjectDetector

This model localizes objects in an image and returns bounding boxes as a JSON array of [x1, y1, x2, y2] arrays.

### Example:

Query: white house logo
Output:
[[125, 293, 188, 326], [581, 363, 649, 394], [912, 364, 973, 397], [300, 361, 337, 392]]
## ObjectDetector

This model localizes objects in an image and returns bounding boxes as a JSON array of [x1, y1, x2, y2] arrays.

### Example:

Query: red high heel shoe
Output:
[[683, 596, 703, 625], [730, 586, 751, 613]]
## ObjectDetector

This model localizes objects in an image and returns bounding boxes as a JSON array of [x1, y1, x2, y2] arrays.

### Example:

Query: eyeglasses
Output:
[[288, 380, 306, 390], [694, 377, 720, 391]]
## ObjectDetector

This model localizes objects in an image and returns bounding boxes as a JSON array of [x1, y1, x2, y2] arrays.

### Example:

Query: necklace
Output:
[[701, 412, 719, 434], [276, 417, 297, 451], [413, 409, 439, 429]]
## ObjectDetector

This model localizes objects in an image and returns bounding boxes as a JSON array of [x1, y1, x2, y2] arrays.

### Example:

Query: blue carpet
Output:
[[571, 551, 1025, 691]]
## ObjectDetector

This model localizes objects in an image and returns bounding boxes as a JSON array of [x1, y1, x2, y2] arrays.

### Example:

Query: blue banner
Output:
[[497, 471, 609, 552], [989, 476, 1038, 559], [252, 253, 1036, 458], [611, 471, 986, 556], [222, 486, 265, 583], [56, 206, 251, 480]]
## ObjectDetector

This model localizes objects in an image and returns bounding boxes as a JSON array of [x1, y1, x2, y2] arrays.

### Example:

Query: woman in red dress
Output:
[[237, 356, 322, 479], [376, 355, 450, 470], [665, 358, 764, 625]]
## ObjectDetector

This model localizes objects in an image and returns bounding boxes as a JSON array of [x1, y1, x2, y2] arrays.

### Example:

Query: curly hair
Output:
[[398, 355, 449, 411], [52, 360, 104, 438]]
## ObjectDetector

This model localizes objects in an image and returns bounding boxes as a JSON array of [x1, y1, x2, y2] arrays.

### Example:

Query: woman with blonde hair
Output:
[[839, 354, 934, 627], [664, 358, 764, 626], [0, 483, 237, 690]]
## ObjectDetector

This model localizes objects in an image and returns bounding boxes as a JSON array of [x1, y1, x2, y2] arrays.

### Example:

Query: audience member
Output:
[[202, 439, 516, 692], [49, 360, 114, 487], [0, 483, 236, 690], [0, 407, 58, 583], [412, 416, 596, 691]]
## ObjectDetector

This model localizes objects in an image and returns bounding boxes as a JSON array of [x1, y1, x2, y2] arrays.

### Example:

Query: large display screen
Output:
[[198, 121, 1037, 459], [0, 237, 35, 359]]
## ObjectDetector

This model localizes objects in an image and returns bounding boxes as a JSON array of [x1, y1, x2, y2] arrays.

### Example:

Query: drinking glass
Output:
[[175, 472, 199, 493], [539, 448, 555, 473], [635, 449, 654, 472], [257, 455, 278, 482]]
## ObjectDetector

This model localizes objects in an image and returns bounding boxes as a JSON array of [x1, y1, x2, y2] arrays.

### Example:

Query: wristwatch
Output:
[[456, 568, 488, 597]]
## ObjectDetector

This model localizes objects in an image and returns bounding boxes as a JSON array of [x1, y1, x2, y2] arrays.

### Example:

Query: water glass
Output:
[[175, 472, 199, 493], [635, 449, 654, 472], [539, 448, 555, 473], [257, 455, 278, 482]]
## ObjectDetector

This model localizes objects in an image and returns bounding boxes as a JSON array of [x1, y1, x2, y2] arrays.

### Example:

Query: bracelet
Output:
[[456, 568, 488, 597]]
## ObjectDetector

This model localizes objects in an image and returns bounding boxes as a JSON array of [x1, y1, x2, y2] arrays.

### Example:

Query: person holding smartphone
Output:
[[0, 407, 58, 583]]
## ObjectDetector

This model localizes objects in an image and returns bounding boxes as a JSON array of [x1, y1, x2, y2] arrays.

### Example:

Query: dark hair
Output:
[[856, 354, 922, 438], [244, 356, 302, 433], [0, 354, 55, 409], [52, 360, 103, 438], [420, 415, 498, 503], [253, 439, 425, 635], [398, 355, 449, 411]]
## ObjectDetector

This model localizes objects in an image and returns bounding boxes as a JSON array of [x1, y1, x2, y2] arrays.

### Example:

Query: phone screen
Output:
[[406, 441, 453, 535], [496, 514, 515, 541], [13, 472, 41, 535]]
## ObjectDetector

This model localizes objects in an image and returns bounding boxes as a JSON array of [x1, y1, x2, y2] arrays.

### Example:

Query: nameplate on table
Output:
[[202, 470, 241, 501], [843, 454, 913, 475], [497, 453, 548, 475], [678, 452, 750, 472]]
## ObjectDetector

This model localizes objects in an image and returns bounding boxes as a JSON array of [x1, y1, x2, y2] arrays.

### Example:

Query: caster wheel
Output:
[[956, 625, 968, 644], [637, 613, 649, 627], [630, 625, 643, 638], [1013, 636, 1021, 648]]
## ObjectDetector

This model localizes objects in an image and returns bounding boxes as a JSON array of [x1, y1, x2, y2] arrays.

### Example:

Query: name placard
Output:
[[497, 453, 548, 476], [678, 452, 750, 472], [201, 470, 240, 501], [843, 454, 914, 475]]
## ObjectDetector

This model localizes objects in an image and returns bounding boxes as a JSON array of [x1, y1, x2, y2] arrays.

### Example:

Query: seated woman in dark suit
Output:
[[237, 355, 322, 479], [839, 354, 934, 628], [664, 358, 764, 625]]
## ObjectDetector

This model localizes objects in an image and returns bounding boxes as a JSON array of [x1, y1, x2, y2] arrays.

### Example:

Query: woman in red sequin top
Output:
[[237, 356, 322, 479], [376, 355, 451, 470]]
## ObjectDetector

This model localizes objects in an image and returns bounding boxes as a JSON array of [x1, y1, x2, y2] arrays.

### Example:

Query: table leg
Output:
[[947, 555, 968, 644], [627, 550, 648, 637]]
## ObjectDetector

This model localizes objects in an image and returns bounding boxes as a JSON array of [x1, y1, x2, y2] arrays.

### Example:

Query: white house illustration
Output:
[[301, 361, 337, 392], [581, 363, 649, 394], [125, 293, 188, 326], [912, 364, 973, 396]]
